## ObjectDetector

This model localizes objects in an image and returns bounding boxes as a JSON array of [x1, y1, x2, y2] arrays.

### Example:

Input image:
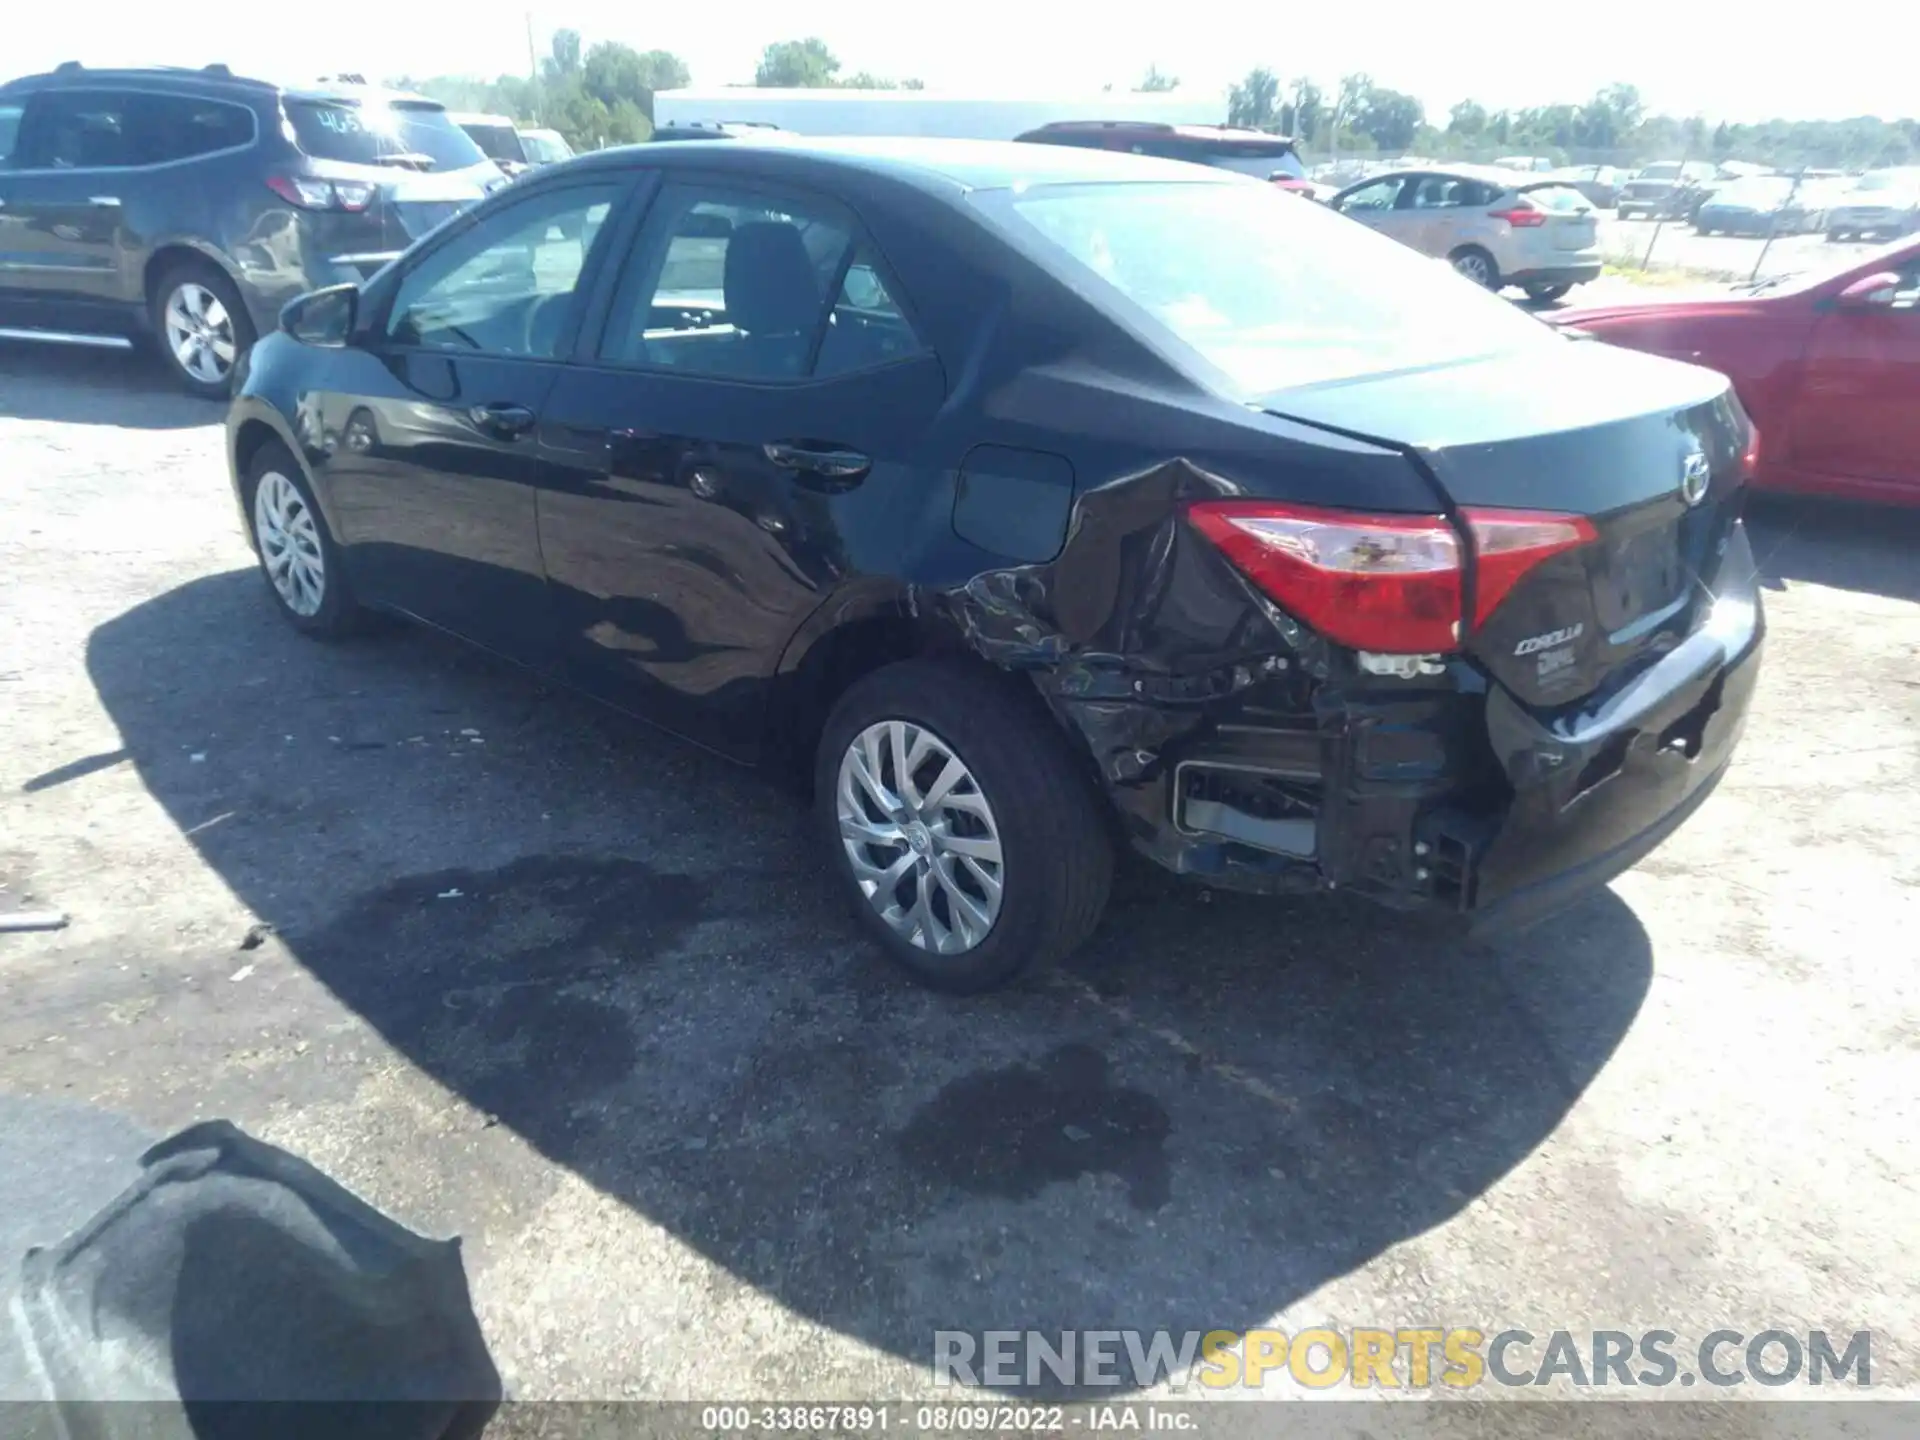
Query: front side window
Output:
[[599, 184, 859, 380], [287, 99, 488, 172], [988, 179, 1557, 397], [386, 183, 619, 357], [16, 91, 134, 169], [1337, 177, 1404, 212]]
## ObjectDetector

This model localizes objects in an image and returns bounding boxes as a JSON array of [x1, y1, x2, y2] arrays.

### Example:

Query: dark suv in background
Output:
[[0, 64, 505, 396]]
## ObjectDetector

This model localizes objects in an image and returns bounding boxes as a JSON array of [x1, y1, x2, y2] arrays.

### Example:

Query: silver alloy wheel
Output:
[[253, 471, 326, 617], [1452, 250, 1495, 287], [163, 281, 238, 385], [836, 719, 1005, 955]]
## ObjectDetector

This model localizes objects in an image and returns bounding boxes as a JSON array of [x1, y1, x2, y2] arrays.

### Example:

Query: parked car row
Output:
[[448, 111, 575, 179]]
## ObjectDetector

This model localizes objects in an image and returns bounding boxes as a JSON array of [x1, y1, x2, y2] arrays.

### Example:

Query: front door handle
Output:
[[470, 402, 536, 440], [762, 441, 871, 481]]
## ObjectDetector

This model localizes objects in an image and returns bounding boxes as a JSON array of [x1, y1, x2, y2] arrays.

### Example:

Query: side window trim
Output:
[[6, 86, 259, 175], [373, 175, 638, 360], [586, 170, 930, 383]]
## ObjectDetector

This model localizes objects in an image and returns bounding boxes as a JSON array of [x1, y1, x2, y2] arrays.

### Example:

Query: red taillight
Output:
[[1462, 508, 1598, 628], [1740, 429, 1760, 480], [1189, 501, 1598, 651], [1188, 501, 1463, 653], [266, 174, 372, 211], [1489, 205, 1548, 227]]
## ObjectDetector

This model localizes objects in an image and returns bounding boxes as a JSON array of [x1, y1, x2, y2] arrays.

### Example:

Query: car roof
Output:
[[446, 112, 514, 126], [563, 134, 1238, 193], [0, 65, 439, 109], [1342, 163, 1528, 190]]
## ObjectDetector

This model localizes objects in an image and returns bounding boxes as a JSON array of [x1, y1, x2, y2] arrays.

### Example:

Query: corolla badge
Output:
[[1680, 449, 1711, 507]]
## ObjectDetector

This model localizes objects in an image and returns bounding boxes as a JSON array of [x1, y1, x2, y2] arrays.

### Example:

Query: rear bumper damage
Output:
[[936, 450, 1763, 929]]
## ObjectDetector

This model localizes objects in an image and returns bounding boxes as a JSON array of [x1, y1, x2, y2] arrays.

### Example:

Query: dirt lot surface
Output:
[[2, 338, 1917, 1407]]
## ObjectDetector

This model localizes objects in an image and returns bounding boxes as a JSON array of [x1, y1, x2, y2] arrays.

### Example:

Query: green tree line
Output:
[[399, 36, 1920, 172], [1225, 71, 1920, 171]]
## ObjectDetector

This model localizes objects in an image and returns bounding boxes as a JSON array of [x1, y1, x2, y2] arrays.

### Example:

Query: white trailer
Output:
[[650, 89, 1226, 140]]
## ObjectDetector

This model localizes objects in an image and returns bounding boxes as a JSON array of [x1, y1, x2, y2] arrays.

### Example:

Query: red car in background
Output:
[[1554, 236, 1920, 506]]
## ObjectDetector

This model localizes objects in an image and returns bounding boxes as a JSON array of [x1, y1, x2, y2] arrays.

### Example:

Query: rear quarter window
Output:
[[1520, 185, 1594, 213]]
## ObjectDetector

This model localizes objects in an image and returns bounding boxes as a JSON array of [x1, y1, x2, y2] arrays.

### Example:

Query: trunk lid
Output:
[[1260, 341, 1750, 709]]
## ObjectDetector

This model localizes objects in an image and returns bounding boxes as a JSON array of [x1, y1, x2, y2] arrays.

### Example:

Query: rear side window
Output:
[[0, 103, 22, 163], [599, 183, 924, 381], [287, 99, 488, 172], [129, 94, 255, 163]]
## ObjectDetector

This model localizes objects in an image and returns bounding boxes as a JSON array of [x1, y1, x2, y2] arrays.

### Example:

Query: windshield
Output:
[[1739, 232, 1920, 294], [286, 99, 488, 171], [983, 179, 1558, 397], [460, 122, 525, 163], [1638, 163, 1682, 180], [1717, 178, 1795, 205]]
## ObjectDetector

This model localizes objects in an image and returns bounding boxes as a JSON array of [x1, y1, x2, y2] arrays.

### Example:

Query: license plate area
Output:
[[1594, 524, 1683, 637]]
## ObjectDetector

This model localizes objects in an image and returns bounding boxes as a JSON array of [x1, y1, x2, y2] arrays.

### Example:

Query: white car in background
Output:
[[1330, 164, 1602, 301], [516, 127, 574, 166], [1824, 167, 1920, 242]]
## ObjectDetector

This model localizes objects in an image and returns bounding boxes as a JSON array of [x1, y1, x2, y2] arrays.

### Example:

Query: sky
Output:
[[8, 0, 1908, 125]]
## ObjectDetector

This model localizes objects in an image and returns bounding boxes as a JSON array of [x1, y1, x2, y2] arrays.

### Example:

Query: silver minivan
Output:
[[1330, 165, 1602, 302]]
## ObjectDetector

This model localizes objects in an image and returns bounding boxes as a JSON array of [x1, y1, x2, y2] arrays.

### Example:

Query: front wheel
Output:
[[244, 442, 370, 638], [816, 660, 1113, 993], [1449, 246, 1499, 289], [151, 262, 256, 400]]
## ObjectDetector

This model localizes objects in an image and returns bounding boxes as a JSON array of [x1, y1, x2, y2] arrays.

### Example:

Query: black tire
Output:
[[815, 659, 1114, 993], [1448, 245, 1499, 290], [241, 441, 370, 639], [1826, 230, 1850, 243], [1524, 282, 1573, 304], [1696, 225, 1715, 236], [149, 259, 257, 401]]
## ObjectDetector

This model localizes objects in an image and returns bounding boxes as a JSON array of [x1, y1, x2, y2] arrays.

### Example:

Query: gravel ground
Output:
[[1, 336, 1917, 1412]]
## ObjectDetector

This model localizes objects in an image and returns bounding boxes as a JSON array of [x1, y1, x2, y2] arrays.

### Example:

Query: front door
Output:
[[1333, 175, 1417, 249], [536, 177, 946, 759], [1792, 259, 1920, 501], [313, 177, 629, 662]]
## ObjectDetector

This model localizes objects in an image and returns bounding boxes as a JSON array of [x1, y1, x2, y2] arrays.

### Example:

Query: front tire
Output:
[[816, 660, 1113, 993], [243, 442, 368, 638], [150, 261, 256, 400]]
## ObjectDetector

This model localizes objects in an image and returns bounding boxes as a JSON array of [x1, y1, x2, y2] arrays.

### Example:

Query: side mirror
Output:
[[280, 284, 358, 346], [1835, 272, 1904, 309]]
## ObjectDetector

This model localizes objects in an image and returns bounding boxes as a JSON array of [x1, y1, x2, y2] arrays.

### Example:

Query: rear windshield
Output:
[[1520, 184, 1594, 212], [983, 179, 1555, 396], [460, 121, 525, 163], [286, 99, 488, 171]]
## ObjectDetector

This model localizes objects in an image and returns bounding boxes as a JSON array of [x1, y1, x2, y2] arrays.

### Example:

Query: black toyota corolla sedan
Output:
[[225, 137, 1763, 992]]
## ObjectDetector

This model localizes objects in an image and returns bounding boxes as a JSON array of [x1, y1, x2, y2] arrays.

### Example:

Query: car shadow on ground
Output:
[[78, 567, 1654, 1392], [0, 342, 218, 430], [1747, 495, 1920, 604]]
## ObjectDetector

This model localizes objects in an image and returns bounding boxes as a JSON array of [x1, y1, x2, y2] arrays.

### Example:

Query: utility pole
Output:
[[526, 12, 540, 123]]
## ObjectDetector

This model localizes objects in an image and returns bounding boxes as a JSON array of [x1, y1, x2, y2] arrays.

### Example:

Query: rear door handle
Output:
[[762, 442, 871, 481], [470, 402, 536, 439]]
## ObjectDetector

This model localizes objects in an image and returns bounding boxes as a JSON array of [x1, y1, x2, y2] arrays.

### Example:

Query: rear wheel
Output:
[[150, 261, 256, 400], [1449, 246, 1499, 289], [1524, 282, 1573, 304], [816, 660, 1113, 993], [1827, 229, 1851, 243]]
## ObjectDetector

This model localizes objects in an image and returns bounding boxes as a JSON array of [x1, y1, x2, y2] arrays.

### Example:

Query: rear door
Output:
[[535, 175, 947, 758], [1792, 258, 1920, 498], [314, 176, 631, 662]]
